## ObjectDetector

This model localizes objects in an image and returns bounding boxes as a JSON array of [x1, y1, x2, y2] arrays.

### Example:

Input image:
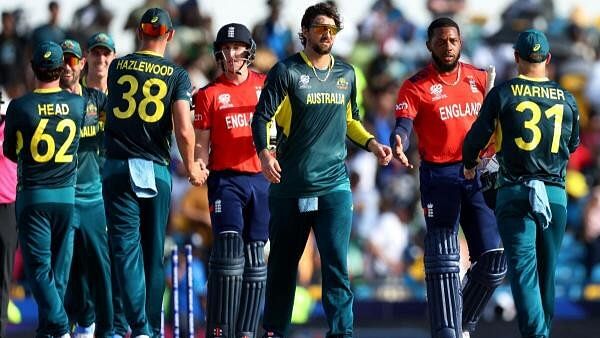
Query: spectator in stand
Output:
[[252, 0, 295, 60], [30, 1, 66, 46]]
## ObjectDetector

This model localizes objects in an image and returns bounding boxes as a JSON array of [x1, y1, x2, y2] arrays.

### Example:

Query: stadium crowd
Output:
[[2, 0, 600, 331]]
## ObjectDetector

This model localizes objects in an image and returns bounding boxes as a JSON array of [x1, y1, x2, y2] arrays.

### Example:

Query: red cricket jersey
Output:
[[194, 70, 266, 173], [395, 62, 488, 164]]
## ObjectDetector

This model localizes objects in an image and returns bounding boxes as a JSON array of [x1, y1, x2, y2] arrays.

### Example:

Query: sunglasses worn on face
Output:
[[64, 55, 80, 67], [140, 23, 169, 36], [310, 24, 340, 36]]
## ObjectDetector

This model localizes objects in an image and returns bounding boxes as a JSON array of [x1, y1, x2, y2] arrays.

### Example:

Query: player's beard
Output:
[[309, 37, 333, 56], [60, 73, 79, 89], [432, 51, 460, 73]]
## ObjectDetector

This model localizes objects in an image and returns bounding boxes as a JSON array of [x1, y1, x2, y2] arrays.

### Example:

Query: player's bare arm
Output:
[[392, 134, 413, 168], [194, 128, 210, 174], [258, 148, 281, 184], [367, 139, 393, 166], [173, 100, 206, 185]]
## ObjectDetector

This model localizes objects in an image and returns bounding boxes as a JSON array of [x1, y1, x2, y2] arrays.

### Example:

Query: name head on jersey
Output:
[[139, 7, 173, 37], [60, 39, 82, 59], [87, 32, 116, 52], [32, 41, 64, 70], [514, 29, 550, 63]]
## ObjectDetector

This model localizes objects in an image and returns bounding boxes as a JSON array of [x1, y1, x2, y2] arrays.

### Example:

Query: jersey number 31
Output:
[[515, 101, 563, 153]]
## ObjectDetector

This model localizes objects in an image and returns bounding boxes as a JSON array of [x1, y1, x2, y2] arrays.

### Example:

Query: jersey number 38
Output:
[[113, 75, 167, 123]]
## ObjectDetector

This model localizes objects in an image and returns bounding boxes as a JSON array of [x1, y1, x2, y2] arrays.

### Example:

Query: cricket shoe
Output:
[[74, 323, 95, 338]]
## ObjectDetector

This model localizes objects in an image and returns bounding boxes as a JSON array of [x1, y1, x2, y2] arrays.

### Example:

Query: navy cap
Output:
[[60, 39, 83, 58], [139, 7, 173, 36], [87, 32, 115, 52], [514, 29, 550, 63], [32, 41, 63, 69]]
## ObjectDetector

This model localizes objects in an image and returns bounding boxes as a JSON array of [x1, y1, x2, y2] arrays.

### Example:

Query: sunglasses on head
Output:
[[64, 55, 81, 67], [140, 23, 169, 36], [310, 24, 340, 36]]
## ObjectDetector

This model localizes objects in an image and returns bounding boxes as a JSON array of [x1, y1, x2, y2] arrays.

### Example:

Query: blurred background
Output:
[[2, 0, 600, 337]]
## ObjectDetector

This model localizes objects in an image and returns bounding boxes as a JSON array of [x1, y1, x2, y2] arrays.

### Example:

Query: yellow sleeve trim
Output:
[[16, 130, 23, 155], [346, 101, 373, 147], [495, 121, 503, 152], [274, 95, 292, 137]]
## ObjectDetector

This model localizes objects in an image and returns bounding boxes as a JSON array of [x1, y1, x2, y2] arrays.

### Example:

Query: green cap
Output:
[[139, 7, 173, 36], [32, 41, 64, 69], [514, 29, 550, 63], [60, 39, 83, 58], [87, 32, 115, 52]]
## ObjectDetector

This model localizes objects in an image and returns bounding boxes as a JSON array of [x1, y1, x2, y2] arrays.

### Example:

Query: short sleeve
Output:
[[193, 88, 211, 129], [395, 80, 420, 119]]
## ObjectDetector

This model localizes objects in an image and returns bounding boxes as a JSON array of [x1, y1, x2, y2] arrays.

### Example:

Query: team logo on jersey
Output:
[[85, 102, 98, 122], [298, 74, 311, 89], [468, 76, 479, 93], [425, 203, 434, 218], [256, 86, 262, 100], [395, 101, 408, 111], [213, 199, 222, 213], [217, 93, 233, 109], [336, 77, 349, 90], [430, 83, 446, 101]]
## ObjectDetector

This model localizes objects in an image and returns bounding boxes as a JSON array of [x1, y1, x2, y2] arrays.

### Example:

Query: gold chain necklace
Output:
[[437, 62, 462, 86], [311, 56, 333, 82]]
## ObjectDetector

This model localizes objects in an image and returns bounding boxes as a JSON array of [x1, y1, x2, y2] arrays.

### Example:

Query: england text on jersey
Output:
[[439, 102, 482, 121]]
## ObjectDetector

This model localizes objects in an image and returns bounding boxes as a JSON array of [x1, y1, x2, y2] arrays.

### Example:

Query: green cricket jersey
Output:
[[75, 86, 107, 204], [104, 51, 192, 165], [252, 51, 374, 198], [463, 75, 580, 187], [3, 88, 85, 190]]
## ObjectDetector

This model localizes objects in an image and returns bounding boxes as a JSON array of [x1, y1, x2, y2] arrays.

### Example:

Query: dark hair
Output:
[[427, 17, 460, 42], [49, 1, 59, 11], [32, 65, 63, 82], [298, 2, 342, 47]]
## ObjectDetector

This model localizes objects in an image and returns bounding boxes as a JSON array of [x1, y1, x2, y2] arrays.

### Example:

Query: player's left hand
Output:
[[368, 139, 393, 166], [463, 166, 476, 180]]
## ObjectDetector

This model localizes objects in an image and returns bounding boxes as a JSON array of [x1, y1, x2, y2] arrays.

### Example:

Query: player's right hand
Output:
[[188, 161, 209, 186], [393, 134, 413, 168], [259, 149, 281, 184]]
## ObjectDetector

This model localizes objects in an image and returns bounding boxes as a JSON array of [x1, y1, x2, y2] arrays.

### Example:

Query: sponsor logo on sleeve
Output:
[[395, 101, 409, 112]]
